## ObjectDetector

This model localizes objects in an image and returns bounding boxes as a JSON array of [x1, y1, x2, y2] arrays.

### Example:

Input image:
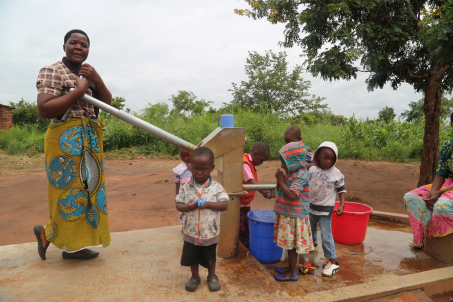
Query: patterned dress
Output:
[[403, 139, 453, 247], [36, 60, 111, 252], [273, 142, 314, 254]]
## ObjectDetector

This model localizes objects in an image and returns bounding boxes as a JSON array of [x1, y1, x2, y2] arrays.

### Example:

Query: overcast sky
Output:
[[0, 0, 426, 119]]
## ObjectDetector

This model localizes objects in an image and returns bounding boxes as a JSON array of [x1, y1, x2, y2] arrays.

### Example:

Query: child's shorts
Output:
[[180, 241, 217, 269]]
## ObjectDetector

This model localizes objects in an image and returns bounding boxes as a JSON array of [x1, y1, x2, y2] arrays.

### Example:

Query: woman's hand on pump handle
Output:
[[79, 63, 101, 83], [75, 76, 89, 92]]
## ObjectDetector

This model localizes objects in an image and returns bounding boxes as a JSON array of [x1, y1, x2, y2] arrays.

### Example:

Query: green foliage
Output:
[[235, 0, 453, 183], [141, 102, 170, 120], [236, 0, 453, 91], [0, 126, 45, 155], [102, 104, 217, 156], [169, 91, 213, 117], [110, 96, 126, 110], [421, 1, 453, 67], [296, 109, 347, 126], [101, 106, 339, 159], [101, 105, 453, 163], [229, 50, 328, 116], [99, 96, 127, 121], [401, 94, 453, 122], [3, 102, 453, 164], [9, 99, 49, 132], [339, 116, 453, 162], [378, 106, 396, 124]]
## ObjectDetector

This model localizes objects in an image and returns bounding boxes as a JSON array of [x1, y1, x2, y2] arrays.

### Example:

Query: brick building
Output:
[[0, 104, 15, 130]]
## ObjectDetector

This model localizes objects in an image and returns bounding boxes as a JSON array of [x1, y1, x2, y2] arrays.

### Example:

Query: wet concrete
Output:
[[260, 220, 448, 297], [0, 220, 450, 301]]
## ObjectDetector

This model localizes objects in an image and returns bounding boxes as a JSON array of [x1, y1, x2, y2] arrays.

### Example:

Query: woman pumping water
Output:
[[34, 29, 112, 260]]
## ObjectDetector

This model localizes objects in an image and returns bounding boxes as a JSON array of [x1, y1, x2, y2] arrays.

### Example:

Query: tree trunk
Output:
[[417, 64, 448, 187]]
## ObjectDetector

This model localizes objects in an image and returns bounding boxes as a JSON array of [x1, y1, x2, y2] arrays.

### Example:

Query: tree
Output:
[[98, 96, 126, 121], [290, 108, 346, 126], [169, 91, 212, 116], [141, 102, 170, 120], [236, 1, 453, 186], [9, 99, 49, 132], [110, 96, 126, 110], [378, 106, 396, 123], [401, 94, 453, 122], [229, 50, 327, 116]]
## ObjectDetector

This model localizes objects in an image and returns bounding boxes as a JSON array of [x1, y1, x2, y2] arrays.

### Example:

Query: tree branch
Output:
[[405, 65, 429, 80], [404, 0, 419, 26]]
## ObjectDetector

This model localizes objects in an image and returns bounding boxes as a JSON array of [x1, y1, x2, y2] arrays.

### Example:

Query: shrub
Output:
[[9, 99, 49, 132]]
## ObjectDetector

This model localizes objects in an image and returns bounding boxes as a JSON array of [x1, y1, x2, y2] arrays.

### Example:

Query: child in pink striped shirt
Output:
[[173, 147, 192, 224]]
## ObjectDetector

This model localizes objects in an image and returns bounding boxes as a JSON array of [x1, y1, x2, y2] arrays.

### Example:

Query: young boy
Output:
[[240, 141, 271, 248], [284, 125, 314, 167], [173, 147, 192, 224], [308, 141, 346, 277], [175, 146, 229, 292]]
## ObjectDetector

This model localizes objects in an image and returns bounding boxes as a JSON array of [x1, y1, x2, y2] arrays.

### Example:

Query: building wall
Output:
[[0, 105, 14, 130]]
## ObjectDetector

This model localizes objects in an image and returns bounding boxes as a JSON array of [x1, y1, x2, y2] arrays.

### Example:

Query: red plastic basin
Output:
[[331, 201, 373, 245]]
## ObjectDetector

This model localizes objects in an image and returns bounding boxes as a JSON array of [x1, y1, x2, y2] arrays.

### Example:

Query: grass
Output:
[[1, 108, 452, 164], [0, 126, 45, 156]]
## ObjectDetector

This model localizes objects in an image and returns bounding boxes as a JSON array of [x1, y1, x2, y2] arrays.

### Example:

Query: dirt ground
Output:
[[0, 152, 420, 247]]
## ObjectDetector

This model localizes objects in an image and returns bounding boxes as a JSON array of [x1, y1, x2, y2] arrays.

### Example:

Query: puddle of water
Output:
[[258, 219, 449, 296]]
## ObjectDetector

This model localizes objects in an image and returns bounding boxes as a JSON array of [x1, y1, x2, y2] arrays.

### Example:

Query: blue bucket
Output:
[[247, 209, 283, 263]]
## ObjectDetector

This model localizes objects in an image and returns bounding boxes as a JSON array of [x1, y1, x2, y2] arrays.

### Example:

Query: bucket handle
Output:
[[338, 208, 373, 216]]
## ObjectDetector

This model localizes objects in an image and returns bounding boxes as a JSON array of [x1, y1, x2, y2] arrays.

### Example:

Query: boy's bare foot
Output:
[[280, 270, 298, 279]]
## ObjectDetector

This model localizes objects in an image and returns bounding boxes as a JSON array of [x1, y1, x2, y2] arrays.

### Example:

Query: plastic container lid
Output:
[[247, 209, 275, 223]]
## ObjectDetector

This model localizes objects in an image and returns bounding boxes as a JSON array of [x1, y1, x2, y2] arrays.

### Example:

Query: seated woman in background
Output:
[[403, 113, 453, 248]]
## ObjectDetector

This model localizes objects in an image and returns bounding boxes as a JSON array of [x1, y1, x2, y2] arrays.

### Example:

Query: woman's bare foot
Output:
[[40, 227, 50, 250]]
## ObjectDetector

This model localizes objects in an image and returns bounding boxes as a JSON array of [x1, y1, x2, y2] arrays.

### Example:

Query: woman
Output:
[[404, 113, 453, 248], [34, 29, 112, 260]]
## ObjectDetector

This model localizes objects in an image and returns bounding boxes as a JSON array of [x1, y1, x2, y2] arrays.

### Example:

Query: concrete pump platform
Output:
[[0, 219, 452, 301]]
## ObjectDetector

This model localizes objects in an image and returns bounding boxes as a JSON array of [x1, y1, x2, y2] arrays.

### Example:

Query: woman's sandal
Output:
[[62, 249, 99, 260], [275, 267, 288, 274], [274, 273, 298, 282], [33, 225, 48, 260]]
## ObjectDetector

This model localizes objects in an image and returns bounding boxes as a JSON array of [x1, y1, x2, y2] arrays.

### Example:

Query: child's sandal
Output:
[[185, 277, 200, 292], [207, 275, 221, 291]]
